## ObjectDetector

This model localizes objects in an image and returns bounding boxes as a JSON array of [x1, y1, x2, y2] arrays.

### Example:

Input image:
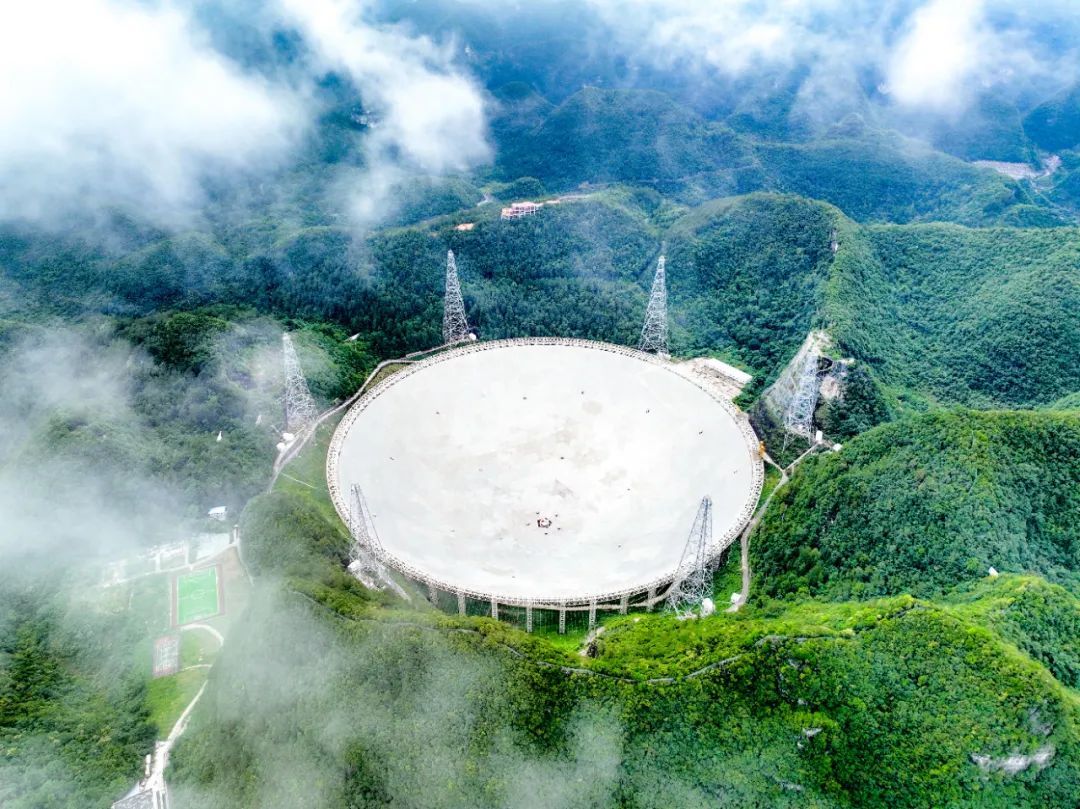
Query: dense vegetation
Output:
[[5, 8, 1080, 803], [166, 452, 1080, 809], [487, 83, 1060, 225], [1024, 85, 1080, 152], [830, 223, 1080, 409], [498, 87, 749, 190], [752, 410, 1080, 600], [0, 580, 157, 808], [664, 194, 835, 380], [752, 132, 1048, 226], [945, 575, 1080, 690]]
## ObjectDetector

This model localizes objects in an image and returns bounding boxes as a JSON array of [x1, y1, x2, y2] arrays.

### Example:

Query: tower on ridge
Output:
[[665, 496, 714, 619], [638, 254, 669, 355], [282, 333, 319, 434], [443, 250, 470, 345]]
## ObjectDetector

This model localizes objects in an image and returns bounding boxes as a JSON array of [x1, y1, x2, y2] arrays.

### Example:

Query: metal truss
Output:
[[442, 250, 470, 345], [282, 333, 319, 434], [760, 331, 827, 441], [348, 484, 409, 600], [665, 496, 714, 619], [325, 337, 765, 613], [784, 348, 822, 439], [638, 254, 669, 355]]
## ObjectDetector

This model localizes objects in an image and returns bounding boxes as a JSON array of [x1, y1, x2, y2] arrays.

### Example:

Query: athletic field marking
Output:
[[175, 566, 221, 626], [152, 635, 180, 677]]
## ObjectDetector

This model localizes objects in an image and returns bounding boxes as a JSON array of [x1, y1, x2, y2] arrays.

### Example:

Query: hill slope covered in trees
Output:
[[830, 223, 1080, 409], [164, 427, 1080, 809], [752, 410, 1080, 600]]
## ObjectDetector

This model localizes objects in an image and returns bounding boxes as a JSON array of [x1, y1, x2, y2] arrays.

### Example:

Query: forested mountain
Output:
[[3, 1, 1080, 807], [753, 410, 1080, 599], [497, 87, 749, 189], [492, 86, 1061, 224], [1024, 85, 1080, 153], [832, 223, 1080, 408]]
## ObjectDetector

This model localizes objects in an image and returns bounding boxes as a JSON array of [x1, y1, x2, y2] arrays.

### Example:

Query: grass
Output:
[[530, 608, 627, 654], [180, 626, 221, 667], [758, 465, 783, 503], [146, 667, 207, 738], [274, 415, 341, 525], [128, 574, 172, 637], [586, 594, 919, 679], [712, 545, 742, 607], [176, 567, 220, 625]]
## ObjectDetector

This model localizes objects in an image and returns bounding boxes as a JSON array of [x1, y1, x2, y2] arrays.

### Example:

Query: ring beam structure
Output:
[[327, 338, 763, 612]]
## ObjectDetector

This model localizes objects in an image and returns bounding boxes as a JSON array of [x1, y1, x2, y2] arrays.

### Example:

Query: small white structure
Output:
[[500, 201, 543, 220], [207, 506, 228, 521], [193, 533, 232, 561], [989, 566, 1000, 577], [698, 358, 752, 387], [676, 357, 753, 400]]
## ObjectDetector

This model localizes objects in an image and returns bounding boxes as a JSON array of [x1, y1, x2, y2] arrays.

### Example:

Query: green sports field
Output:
[[176, 567, 220, 625]]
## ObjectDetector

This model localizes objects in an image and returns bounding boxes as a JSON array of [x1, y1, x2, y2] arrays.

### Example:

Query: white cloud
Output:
[[585, 0, 1080, 116], [886, 0, 987, 110], [275, 0, 490, 224], [586, 0, 865, 75], [0, 0, 306, 225], [0, 0, 491, 229]]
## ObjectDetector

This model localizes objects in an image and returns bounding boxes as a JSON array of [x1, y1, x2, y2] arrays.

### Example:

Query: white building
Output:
[[500, 201, 543, 220]]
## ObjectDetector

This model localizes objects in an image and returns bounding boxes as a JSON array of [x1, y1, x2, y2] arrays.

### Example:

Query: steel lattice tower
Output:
[[638, 254, 669, 355], [349, 484, 380, 552], [282, 333, 319, 434], [348, 484, 409, 600], [760, 331, 827, 443], [784, 351, 821, 439], [442, 250, 470, 345], [665, 496, 714, 618]]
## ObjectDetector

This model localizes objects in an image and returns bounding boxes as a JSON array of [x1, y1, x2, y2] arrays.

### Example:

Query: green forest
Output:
[[752, 410, 1080, 599], [4, 3, 1080, 806], [162, 421, 1080, 809], [4, 183, 1080, 808]]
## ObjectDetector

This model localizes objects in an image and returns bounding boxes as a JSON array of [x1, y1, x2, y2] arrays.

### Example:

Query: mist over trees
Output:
[[2, 1, 1080, 807]]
